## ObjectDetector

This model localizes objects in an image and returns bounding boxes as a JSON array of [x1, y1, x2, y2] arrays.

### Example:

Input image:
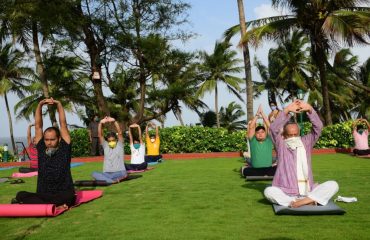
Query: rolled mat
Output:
[[127, 167, 154, 173], [11, 163, 84, 178], [74, 180, 111, 186], [0, 190, 103, 217], [12, 172, 38, 178]]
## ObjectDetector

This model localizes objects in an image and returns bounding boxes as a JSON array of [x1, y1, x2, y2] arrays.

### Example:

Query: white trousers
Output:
[[264, 180, 339, 206]]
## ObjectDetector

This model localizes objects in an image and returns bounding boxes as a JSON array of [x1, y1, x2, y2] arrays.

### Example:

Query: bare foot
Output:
[[289, 197, 316, 208], [56, 204, 69, 210]]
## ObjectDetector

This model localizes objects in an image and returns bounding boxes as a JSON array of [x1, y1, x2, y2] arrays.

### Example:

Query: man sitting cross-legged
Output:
[[264, 100, 339, 208], [13, 98, 75, 210], [241, 105, 276, 177], [91, 116, 128, 184]]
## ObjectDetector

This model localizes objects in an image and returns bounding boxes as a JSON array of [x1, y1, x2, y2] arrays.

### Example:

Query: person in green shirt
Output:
[[241, 105, 276, 177]]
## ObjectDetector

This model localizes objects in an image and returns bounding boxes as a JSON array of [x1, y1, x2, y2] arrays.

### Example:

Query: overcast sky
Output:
[[1, 0, 369, 138]]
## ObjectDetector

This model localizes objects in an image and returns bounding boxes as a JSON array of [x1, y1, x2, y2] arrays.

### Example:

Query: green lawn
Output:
[[1, 154, 370, 240]]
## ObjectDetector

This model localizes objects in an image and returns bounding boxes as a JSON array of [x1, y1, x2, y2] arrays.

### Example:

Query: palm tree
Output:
[[355, 57, 370, 119], [254, 30, 315, 105], [219, 101, 246, 132], [197, 41, 244, 128], [236, 0, 253, 121], [225, 0, 370, 125], [0, 44, 32, 154], [0, 1, 73, 124], [14, 49, 91, 123]]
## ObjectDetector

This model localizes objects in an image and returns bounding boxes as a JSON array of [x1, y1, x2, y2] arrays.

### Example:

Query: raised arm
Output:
[[155, 125, 159, 138], [98, 117, 106, 144], [128, 124, 134, 145], [34, 99, 49, 144], [27, 123, 34, 145], [53, 99, 70, 144], [248, 114, 258, 139], [137, 125, 143, 144], [298, 101, 323, 146], [145, 122, 151, 139], [112, 119, 123, 142], [259, 107, 270, 132]]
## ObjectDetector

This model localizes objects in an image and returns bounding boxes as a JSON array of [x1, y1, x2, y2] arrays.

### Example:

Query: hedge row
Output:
[[69, 121, 366, 157]]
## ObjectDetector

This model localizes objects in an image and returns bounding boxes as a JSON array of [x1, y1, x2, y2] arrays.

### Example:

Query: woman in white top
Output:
[[125, 123, 147, 171]]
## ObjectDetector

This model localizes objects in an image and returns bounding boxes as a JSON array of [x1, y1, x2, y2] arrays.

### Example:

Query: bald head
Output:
[[283, 122, 300, 139]]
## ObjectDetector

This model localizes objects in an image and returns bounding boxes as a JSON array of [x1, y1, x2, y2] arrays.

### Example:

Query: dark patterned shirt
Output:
[[36, 138, 74, 194]]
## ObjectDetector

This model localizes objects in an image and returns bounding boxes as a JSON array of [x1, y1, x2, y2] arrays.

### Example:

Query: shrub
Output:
[[69, 121, 367, 157]]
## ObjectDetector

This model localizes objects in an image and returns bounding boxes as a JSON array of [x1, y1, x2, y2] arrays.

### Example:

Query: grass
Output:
[[0, 154, 370, 240]]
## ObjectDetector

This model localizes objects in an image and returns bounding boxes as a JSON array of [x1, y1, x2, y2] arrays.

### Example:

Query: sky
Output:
[[1, 0, 370, 138]]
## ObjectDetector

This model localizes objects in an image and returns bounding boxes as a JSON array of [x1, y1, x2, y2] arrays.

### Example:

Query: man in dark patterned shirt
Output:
[[13, 98, 75, 209]]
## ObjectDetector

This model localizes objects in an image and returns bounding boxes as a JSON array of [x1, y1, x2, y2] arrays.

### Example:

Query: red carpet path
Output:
[[0, 148, 354, 167]]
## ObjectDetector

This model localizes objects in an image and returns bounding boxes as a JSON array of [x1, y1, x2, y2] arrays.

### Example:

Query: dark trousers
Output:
[[91, 137, 103, 156], [242, 166, 277, 177], [19, 167, 38, 173], [15, 190, 76, 207], [145, 155, 163, 163], [353, 149, 370, 156], [125, 162, 148, 171]]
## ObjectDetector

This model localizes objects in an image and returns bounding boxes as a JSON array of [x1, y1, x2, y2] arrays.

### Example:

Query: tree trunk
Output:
[[314, 46, 332, 125], [4, 92, 16, 154], [76, 2, 110, 116], [237, 0, 253, 121], [133, 0, 146, 123], [32, 22, 56, 125], [215, 83, 220, 128], [175, 109, 184, 126]]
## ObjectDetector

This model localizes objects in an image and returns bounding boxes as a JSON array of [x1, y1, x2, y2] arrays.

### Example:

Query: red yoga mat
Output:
[[0, 190, 103, 217]]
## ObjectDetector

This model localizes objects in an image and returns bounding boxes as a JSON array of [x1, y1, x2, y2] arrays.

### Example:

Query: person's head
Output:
[[43, 127, 61, 149], [106, 132, 118, 148], [357, 125, 366, 134], [283, 122, 300, 139], [149, 134, 156, 143], [270, 102, 277, 111], [133, 139, 141, 149], [255, 125, 267, 141]]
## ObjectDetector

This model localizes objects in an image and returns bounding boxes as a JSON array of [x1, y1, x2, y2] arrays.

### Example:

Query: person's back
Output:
[[352, 119, 370, 156]]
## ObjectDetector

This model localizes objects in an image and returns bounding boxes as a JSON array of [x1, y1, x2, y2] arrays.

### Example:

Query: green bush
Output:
[[70, 128, 91, 157], [69, 121, 367, 157]]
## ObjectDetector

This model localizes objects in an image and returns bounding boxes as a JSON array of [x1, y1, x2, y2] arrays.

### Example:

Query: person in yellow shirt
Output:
[[145, 122, 162, 163]]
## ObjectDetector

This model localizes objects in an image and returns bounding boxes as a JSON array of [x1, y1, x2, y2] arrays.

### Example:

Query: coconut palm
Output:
[[354, 57, 370, 119], [219, 101, 246, 132], [197, 41, 244, 128], [225, 0, 370, 125], [254, 30, 315, 105], [236, 0, 253, 121], [14, 49, 91, 123], [0, 43, 32, 154]]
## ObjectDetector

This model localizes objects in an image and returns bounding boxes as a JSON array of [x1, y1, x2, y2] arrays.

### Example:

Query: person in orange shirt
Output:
[[145, 122, 162, 163]]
